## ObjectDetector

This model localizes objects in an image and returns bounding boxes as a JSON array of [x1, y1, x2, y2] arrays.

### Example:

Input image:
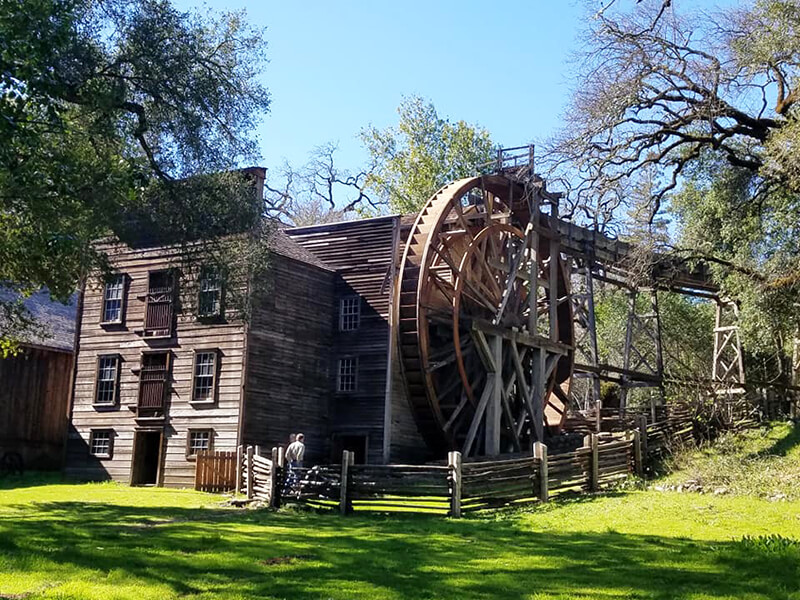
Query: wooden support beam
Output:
[[471, 328, 497, 372], [485, 335, 503, 456], [462, 375, 496, 456], [472, 320, 571, 355]]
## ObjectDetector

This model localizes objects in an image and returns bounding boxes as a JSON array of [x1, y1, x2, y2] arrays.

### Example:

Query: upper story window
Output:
[[192, 350, 218, 403], [101, 274, 125, 324], [337, 357, 358, 392], [89, 429, 113, 458], [339, 296, 360, 331], [143, 270, 174, 338], [94, 355, 120, 406], [198, 266, 223, 319]]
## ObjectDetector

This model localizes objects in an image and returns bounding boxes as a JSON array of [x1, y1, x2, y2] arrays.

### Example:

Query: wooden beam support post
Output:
[[245, 445, 254, 500], [235, 444, 243, 494], [533, 441, 549, 502], [339, 450, 354, 515], [448, 451, 462, 518], [485, 335, 503, 456]]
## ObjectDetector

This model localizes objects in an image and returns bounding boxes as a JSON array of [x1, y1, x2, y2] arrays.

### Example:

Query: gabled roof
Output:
[[0, 287, 77, 352], [267, 226, 334, 272]]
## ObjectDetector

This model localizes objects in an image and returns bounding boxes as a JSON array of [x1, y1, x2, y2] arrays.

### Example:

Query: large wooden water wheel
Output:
[[397, 174, 574, 457]]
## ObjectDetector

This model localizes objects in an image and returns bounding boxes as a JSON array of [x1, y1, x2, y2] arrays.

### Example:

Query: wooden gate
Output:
[[195, 450, 237, 492]]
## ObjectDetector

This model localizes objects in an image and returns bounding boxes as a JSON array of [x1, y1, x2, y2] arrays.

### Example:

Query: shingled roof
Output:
[[0, 288, 77, 352]]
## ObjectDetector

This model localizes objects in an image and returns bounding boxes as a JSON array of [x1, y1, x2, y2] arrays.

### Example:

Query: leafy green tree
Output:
[[361, 96, 495, 214], [0, 0, 269, 350]]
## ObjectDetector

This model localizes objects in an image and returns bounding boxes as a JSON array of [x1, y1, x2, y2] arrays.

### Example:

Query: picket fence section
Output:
[[195, 412, 695, 516], [194, 450, 237, 493]]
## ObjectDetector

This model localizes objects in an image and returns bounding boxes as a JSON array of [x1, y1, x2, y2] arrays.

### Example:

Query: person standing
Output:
[[284, 433, 305, 494]]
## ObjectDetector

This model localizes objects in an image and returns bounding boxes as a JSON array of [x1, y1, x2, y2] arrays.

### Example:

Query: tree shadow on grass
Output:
[[0, 499, 797, 599], [0, 471, 70, 491], [755, 422, 800, 458]]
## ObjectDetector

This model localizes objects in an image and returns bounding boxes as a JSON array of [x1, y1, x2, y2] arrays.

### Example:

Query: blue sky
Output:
[[174, 0, 590, 177], [172, 0, 737, 194]]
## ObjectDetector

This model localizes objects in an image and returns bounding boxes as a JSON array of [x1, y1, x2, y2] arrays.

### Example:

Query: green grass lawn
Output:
[[1, 424, 799, 600]]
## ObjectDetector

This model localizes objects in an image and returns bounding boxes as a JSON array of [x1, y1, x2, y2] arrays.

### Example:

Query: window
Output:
[[187, 429, 213, 457], [138, 352, 169, 415], [339, 296, 360, 331], [143, 270, 174, 337], [198, 266, 223, 319], [192, 351, 218, 403], [337, 357, 358, 392], [94, 355, 120, 405], [89, 429, 113, 458], [101, 274, 125, 323]]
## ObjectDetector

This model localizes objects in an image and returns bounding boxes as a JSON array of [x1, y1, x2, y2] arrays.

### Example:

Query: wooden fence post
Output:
[[235, 445, 244, 494], [246, 445, 254, 499], [632, 429, 644, 477], [268, 447, 279, 508], [533, 441, 549, 502], [588, 434, 599, 491], [339, 450, 353, 515], [448, 451, 462, 517], [637, 414, 649, 460]]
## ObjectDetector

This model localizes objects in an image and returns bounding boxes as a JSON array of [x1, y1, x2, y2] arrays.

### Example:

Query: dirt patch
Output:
[[260, 554, 312, 566]]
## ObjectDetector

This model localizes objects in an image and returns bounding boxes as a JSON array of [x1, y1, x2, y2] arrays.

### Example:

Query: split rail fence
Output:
[[195, 412, 696, 516]]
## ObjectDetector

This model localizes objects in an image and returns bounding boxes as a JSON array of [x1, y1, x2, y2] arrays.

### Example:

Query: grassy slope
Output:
[[0, 424, 799, 600], [662, 421, 800, 499]]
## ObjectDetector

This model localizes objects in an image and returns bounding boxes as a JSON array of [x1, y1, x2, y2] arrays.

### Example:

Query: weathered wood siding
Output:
[[241, 256, 335, 462], [65, 242, 246, 486], [287, 217, 398, 464], [0, 346, 73, 469]]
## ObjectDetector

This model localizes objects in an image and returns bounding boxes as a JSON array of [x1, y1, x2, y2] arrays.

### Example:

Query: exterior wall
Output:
[[287, 216, 398, 464], [65, 243, 246, 486], [241, 255, 335, 463], [0, 346, 74, 469]]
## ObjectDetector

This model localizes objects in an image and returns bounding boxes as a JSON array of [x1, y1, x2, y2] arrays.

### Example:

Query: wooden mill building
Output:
[[0, 289, 77, 469], [65, 205, 425, 486]]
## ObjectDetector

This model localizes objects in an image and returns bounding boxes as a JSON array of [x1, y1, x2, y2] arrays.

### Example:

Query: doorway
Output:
[[131, 430, 163, 485], [333, 434, 368, 464]]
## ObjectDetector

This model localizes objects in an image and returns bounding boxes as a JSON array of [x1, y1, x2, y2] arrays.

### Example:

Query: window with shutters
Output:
[[337, 357, 358, 392], [339, 296, 360, 331], [101, 274, 125, 324], [137, 352, 169, 416], [89, 429, 113, 458], [94, 355, 120, 406], [197, 266, 223, 319], [143, 270, 174, 337], [191, 350, 218, 403]]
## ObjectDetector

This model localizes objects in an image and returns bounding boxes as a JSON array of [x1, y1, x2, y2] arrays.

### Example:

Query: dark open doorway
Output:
[[333, 434, 368, 464], [131, 430, 162, 485]]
